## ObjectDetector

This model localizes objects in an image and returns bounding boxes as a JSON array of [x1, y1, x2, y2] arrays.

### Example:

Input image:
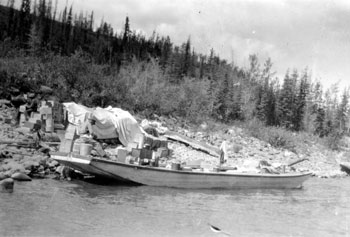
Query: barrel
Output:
[[80, 143, 93, 156]]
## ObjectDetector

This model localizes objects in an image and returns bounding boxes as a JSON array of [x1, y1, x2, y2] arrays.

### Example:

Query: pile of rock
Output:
[[0, 106, 62, 192]]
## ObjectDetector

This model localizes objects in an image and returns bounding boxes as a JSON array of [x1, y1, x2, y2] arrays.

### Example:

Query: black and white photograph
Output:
[[0, 0, 349, 236]]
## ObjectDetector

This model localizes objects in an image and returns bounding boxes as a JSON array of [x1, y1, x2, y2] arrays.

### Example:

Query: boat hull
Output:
[[91, 158, 310, 189], [51, 153, 129, 182], [51, 153, 311, 189]]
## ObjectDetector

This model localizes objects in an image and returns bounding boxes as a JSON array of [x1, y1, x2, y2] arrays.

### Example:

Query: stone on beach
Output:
[[1, 178, 14, 192], [11, 172, 32, 181]]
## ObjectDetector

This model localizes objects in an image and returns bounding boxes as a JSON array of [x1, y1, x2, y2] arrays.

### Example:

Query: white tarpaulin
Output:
[[63, 102, 92, 125], [63, 102, 144, 147]]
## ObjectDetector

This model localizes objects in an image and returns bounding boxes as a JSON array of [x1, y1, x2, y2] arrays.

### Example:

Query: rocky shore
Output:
[[0, 104, 61, 192], [143, 116, 350, 178], [1, 102, 349, 193]]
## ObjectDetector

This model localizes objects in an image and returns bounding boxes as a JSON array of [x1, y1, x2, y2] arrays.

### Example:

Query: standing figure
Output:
[[10, 90, 27, 125]]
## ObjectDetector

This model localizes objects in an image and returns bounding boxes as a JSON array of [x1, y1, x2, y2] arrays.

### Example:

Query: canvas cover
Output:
[[63, 102, 144, 147]]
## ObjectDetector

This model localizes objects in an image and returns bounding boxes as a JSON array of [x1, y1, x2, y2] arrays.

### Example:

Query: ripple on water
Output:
[[1, 177, 350, 237]]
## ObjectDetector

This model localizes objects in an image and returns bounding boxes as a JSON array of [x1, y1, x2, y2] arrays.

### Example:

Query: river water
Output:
[[1, 177, 349, 237]]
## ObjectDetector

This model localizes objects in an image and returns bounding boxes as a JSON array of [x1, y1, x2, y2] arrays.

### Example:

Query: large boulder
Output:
[[1, 178, 14, 193], [11, 172, 32, 181]]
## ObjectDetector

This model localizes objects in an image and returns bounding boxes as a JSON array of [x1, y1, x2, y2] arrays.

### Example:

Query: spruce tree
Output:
[[182, 37, 191, 76], [314, 106, 326, 137], [335, 88, 350, 133], [293, 69, 309, 131], [277, 70, 297, 129], [18, 0, 32, 46], [6, 0, 16, 39], [256, 58, 275, 124], [27, 22, 41, 55]]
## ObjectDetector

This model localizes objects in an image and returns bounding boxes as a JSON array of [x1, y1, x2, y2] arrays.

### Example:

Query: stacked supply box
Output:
[[59, 124, 78, 153], [50, 101, 64, 125], [116, 147, 128, 162], [39, 103, 53, 132]]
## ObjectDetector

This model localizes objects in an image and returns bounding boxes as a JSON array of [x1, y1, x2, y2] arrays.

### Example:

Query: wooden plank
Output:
[[164, 131, 221, 157]]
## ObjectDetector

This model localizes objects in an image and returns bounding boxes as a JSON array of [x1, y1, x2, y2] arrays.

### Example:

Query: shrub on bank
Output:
[[0, 52, 213, 123], [0, 52, 345, 153], [243, 119, 296, 151]]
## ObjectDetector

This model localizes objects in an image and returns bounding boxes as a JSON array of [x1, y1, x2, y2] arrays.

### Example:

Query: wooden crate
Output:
[[140, 148, 153, 159]]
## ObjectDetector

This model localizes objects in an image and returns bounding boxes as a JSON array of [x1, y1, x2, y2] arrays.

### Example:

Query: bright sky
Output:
[[8, 0, 350, 89]]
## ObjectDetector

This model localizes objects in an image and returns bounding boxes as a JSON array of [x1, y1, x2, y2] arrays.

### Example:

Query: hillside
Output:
[[0, 2, 350, 181]]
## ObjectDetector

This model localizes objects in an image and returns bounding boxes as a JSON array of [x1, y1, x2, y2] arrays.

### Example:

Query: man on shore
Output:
[[9, 89, 27, 125], [24, 92, 41, 121]]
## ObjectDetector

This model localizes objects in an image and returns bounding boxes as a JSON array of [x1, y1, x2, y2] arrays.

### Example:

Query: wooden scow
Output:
[[51, 152, 311, 189]]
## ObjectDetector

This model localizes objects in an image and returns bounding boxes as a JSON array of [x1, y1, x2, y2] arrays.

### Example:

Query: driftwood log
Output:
[[287, 158, 309, 167], [164, 131, 221, 157], [0, 139, 36, 147]]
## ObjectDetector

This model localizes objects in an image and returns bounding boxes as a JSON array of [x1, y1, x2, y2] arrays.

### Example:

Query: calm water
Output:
[[0, 177, 349, 237]]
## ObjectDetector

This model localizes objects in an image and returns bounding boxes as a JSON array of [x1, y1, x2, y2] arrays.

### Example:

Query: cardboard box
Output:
[[45, 114, 54, 132], [23, 121, 36, 129], [131, 148, 141, 157], [19, 105, 26, 113], [30, 112, 41, 120], [52, 103, 64, 123], [116, 147, 128, 162], [40, 106, 52, 115], [127, 142, 138, 152], [140, 148, 153, 159]]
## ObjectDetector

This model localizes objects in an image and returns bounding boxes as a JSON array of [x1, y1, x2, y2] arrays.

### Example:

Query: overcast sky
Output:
[[9, 0, 350, 89]]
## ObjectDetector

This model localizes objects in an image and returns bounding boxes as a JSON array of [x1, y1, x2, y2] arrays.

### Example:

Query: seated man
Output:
[[24, 92, 41, 121]]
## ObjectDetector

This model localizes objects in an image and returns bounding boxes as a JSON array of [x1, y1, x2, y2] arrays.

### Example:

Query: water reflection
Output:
[[66, 177, 306, 199], [62, 177, 311, 215], [2, 177, 350, 237]]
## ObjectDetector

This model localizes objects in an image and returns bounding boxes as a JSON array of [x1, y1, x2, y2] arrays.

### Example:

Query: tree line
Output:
[[0, 0, 349, 142]]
